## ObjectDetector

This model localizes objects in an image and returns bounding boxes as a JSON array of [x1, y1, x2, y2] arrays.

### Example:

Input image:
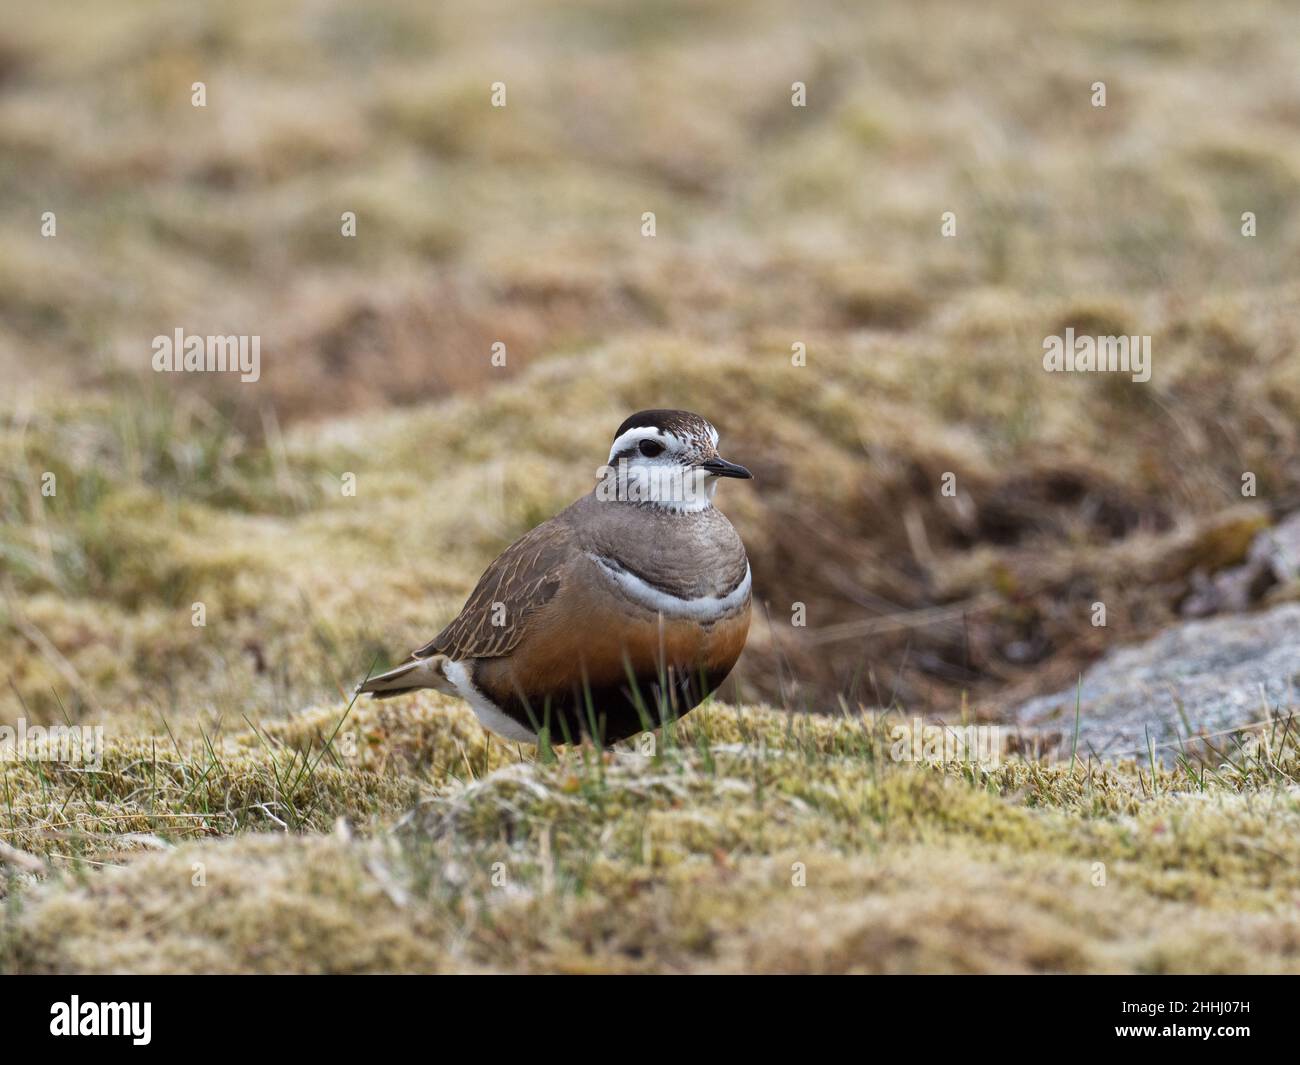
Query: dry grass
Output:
[[3, 0, 1300, 972], [1, 338, 1295, 726], [4, 701, 1299, 973], [5, 0, 1300, 715], [7, 2, 1300, 723]]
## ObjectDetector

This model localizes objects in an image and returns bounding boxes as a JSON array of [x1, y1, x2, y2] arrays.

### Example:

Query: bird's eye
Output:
[[638, 440, 665, 458]]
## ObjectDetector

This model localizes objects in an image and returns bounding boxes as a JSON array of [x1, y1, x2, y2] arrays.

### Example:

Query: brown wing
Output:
[[414, 516, 574, 661]]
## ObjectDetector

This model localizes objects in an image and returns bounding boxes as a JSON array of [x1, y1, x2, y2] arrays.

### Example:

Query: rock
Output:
[[1257, 510, 1300, 584], [1180, 509, 1300, 621], [1180, 565, 1259, 617], [1013, 602, 1300, 763], [1179, 509, 1300, 618]]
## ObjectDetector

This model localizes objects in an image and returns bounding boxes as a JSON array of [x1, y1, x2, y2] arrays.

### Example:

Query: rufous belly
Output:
[[474, 591, 750, 742]]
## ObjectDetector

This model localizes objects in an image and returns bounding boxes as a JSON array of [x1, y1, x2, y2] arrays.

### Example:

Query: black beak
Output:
[[698, 457, 753, 479]]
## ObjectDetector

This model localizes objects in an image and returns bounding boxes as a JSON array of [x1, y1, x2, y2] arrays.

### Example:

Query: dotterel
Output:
[[357, 409, 753, 745]]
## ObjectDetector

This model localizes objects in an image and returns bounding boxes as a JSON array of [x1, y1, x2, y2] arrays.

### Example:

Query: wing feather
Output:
[[414, 517, 572, 661]]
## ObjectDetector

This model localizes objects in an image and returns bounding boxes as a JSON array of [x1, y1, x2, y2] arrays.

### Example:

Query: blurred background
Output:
[[3, 0, 1299, 734]]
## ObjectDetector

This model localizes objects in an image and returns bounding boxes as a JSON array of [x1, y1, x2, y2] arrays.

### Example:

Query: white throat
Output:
[[595, 461, 717, 512]]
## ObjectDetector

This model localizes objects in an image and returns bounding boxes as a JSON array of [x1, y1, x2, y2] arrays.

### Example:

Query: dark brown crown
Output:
[[615, 409, 716, 447]]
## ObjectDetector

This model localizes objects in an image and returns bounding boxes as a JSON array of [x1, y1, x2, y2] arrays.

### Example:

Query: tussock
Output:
[[4, 701, 1299, 973], [4, 0, 1300, 973]]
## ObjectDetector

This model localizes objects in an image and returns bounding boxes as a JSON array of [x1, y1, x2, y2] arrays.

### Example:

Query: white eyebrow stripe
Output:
[[587, 554, 751, 620], [607, 427, 677, 464]]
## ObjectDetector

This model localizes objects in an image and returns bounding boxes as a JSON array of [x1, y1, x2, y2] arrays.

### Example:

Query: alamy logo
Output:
[[151, 328, 261, 382], [890, 718, 1003, 768], [0, 718, 104, 769], [50, 997, 151, 1045], [1042, 328, 1151, 383]]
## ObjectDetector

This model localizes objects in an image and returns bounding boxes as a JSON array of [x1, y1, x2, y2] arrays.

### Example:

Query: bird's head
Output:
[[597, 409, 752, 510]]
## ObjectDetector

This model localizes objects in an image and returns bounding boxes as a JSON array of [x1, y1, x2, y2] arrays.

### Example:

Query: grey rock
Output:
[[1179, 510, 1300, 618], [1257, 510, 1300, 584], [1014, 603, 1300, 763], [1180, 565, 1259, 617]]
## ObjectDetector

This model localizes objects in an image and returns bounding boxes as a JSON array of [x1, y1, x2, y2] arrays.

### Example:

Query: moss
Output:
[[3, 701, 1298, 973], [6, 0, 1300, 974]]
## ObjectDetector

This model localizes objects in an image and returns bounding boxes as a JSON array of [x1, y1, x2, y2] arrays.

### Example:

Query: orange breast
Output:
[[479, 592, 750, 703]]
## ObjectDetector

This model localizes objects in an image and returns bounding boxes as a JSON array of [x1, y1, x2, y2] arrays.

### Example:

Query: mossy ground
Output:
[[6, 0, 1300, 718], [3, 0, 1300, 971], [4, 700, 1299, 973]]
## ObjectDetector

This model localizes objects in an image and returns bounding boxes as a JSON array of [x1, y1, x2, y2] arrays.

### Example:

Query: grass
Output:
[[3, 700, 1299, 973], [3, 0, 1300, 971], [5, 0, 1300, 720], [0, 340, 1290, 726]]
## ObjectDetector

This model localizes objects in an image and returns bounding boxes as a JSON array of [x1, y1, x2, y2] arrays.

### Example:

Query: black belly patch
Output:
[[494, 664, 735, 745]]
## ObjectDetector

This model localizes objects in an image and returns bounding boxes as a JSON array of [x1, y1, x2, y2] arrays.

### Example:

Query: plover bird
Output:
[[357, 409, 752, 745]]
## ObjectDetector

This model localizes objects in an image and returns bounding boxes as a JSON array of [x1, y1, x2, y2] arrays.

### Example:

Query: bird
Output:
[[356, 409, 753, 746]]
